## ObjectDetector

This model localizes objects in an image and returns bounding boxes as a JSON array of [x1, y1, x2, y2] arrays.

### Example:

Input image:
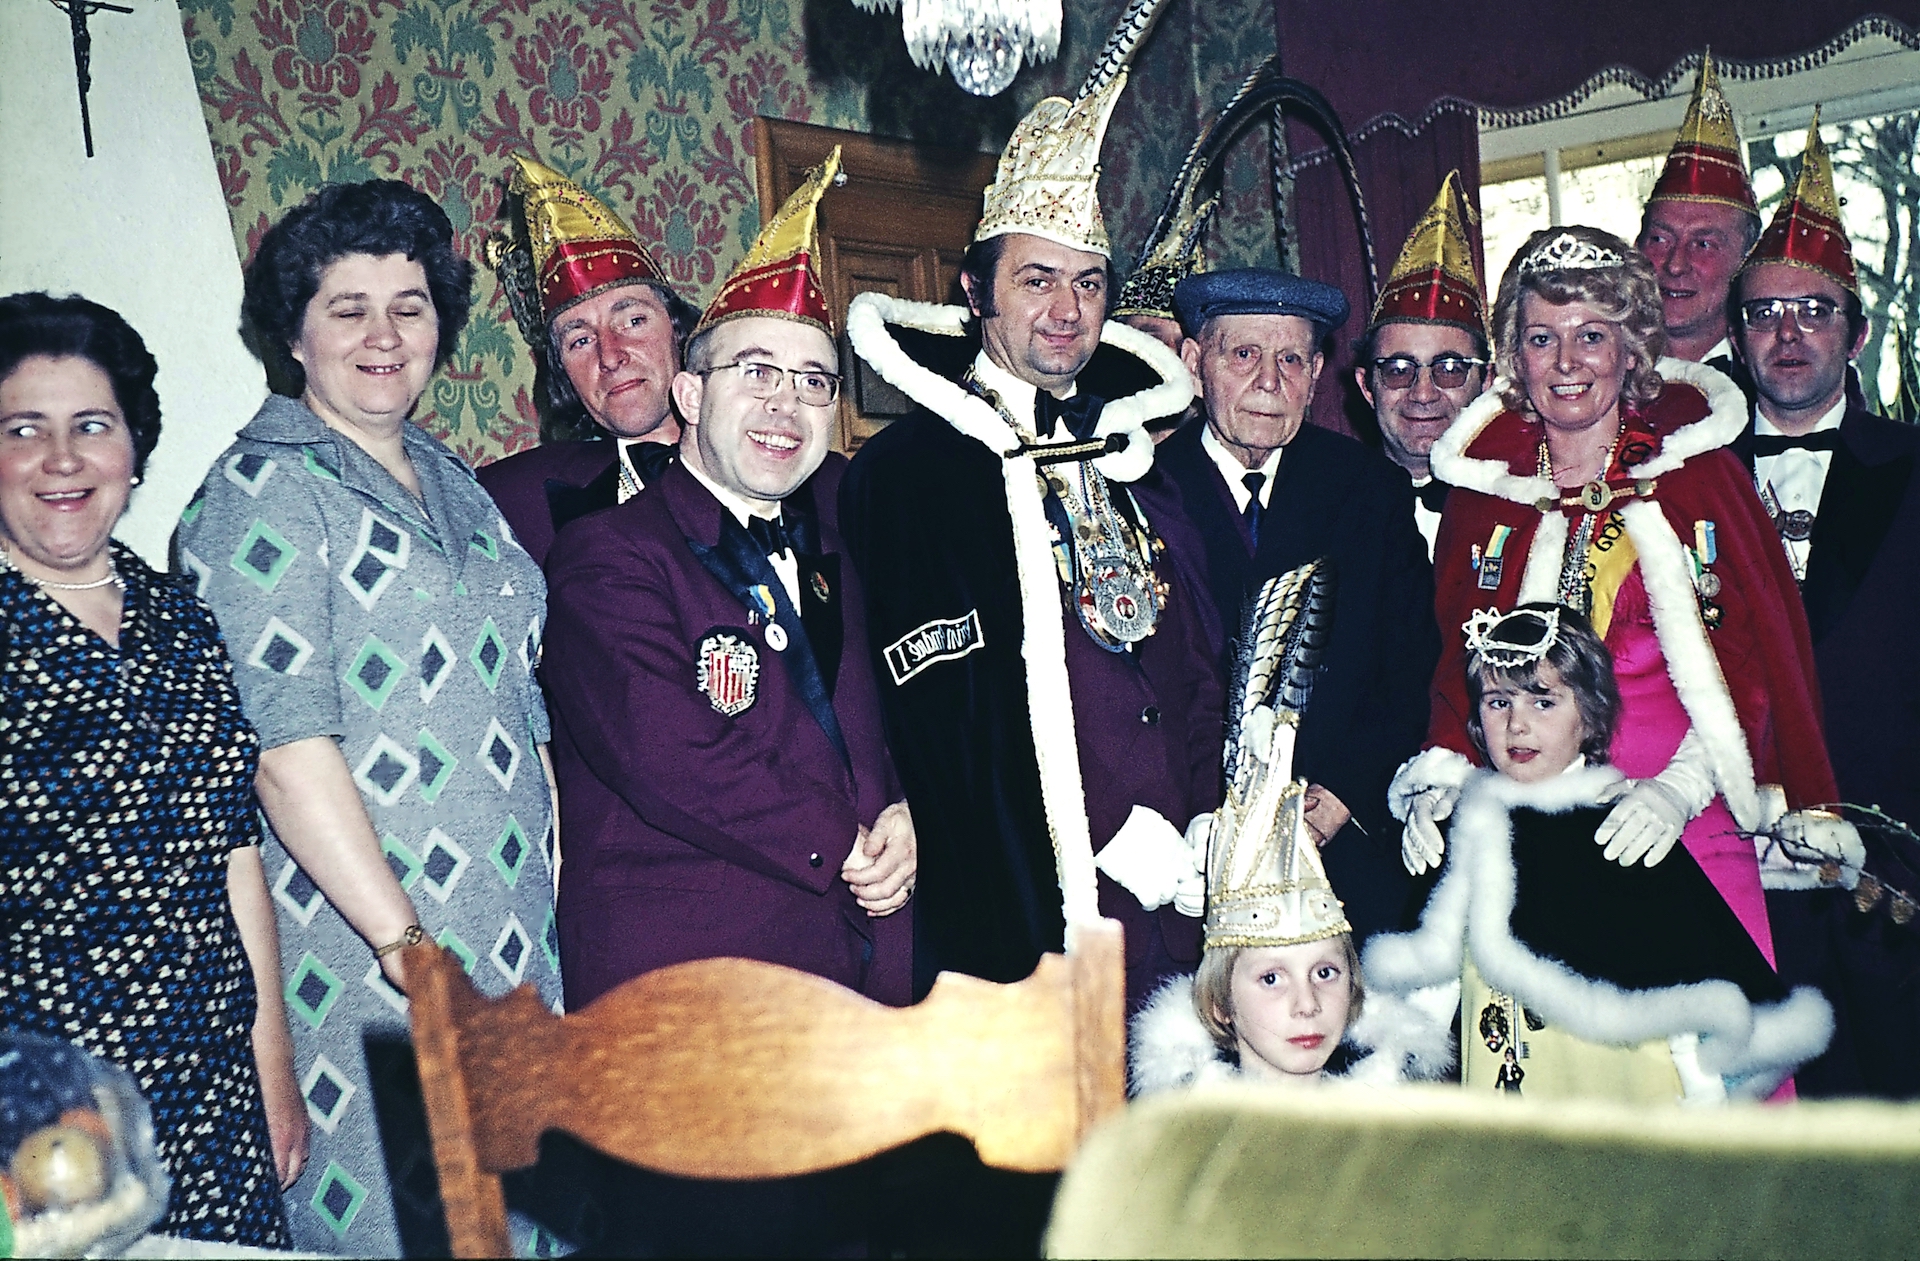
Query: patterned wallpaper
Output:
[[183, 0, 1275, 465]]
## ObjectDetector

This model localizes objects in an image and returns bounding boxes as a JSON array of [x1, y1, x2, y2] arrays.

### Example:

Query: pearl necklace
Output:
[[0, 545, 122, 591]]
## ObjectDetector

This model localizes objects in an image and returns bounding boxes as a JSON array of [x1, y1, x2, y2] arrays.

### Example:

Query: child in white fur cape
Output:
[[1366, 604, 1832, 1102]]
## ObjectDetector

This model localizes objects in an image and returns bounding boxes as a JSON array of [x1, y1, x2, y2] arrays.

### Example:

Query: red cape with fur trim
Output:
[[1428, 384, 1837, 813]]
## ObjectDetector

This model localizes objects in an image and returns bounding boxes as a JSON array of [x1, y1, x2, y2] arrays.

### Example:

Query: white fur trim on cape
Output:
[[1424, 357, 1762, 831], [1362, 767, 1832, 1100], [1389, 747, 1476, 822], [846, 293, 1193, 928]]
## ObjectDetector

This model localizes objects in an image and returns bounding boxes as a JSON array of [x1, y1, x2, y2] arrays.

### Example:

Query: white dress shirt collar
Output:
[[1200, 423, 1283, 511]]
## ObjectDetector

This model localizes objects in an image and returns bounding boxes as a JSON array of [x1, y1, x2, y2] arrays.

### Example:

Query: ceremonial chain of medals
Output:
[[965, 370, 1165, 649], [1537, 432, 1623, 617]]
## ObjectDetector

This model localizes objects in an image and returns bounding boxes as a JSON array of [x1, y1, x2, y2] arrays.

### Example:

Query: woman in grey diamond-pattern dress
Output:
[[177, 181, 564, 1257]]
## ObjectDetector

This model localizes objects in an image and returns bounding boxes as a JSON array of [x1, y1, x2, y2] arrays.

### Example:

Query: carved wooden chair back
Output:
[[405, 919, 1126, 1257]]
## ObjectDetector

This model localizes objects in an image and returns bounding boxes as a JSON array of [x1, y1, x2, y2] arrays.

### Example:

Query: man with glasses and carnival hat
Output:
[[1731, 116, 1920, 1100], [1353, 172, 1491, 555], [479, 156, 699, 567], [843, 72, 1223, 1020], [1157, 265, 1439, 943], [541, 148, 912, 1021], [1636, 53, 1763, 377]]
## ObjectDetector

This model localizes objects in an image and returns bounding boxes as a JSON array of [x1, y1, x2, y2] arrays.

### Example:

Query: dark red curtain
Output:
[[1276, 1, 1920, 435]]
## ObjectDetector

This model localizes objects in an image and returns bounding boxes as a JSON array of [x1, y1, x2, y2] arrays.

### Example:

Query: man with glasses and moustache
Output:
[[1353, 174, 1492, 555], [1157, 267, 1439, 944], [1731, 120, 1920, 1101]]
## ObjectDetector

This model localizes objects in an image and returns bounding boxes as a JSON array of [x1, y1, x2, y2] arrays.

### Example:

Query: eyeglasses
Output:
[[1740, 297, 1841, 332], [1371, 355, 1487, 391], [700, 360, 842, 406]]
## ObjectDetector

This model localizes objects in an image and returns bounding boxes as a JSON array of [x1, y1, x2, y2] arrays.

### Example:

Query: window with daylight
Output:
[[1477, 35, 1920, 417]]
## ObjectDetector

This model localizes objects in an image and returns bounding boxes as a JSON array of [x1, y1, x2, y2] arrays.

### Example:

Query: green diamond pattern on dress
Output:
[[415, 728, 457, 803], [301, 1054, 357, 1135], [223, 450, 277, 497], [246, 615, 315, 677], [541, 907, 561, 972], [436, 927, 477, 975], [490, 816, 528, 888], [470, 618, 507, 691], [286, 952, 344, 1030], [339, 509, 409, 612], [478, 717, 521, 791], [180, 488, 205, 526], [303, 446, 342, 482], [491, 912, 532, 986], [470, 529, 499, 561], [380, 833, 422, 892], [230, 519, 297, 593], [310, 1161, 368, 1237], [345, 636, 407, 712]]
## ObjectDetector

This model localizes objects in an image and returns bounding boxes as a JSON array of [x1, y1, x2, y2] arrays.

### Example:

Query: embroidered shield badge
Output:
[[696, 631, 760, 717]]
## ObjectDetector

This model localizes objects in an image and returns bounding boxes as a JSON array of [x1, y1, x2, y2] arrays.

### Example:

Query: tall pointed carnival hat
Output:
[[1647, 51, 1758, 217], [1112, 191, 1218, 322], [694, 147, 842, 338], [488, 155, 669, 345], [1207, 561, 1349, 949], [1742, 109, 1857, 293], [1368, 170, 1488, 338], [975, 71, 1128, 258]]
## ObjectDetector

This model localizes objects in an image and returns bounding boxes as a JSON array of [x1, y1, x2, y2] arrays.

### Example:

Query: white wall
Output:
[[0, 0, 264, 568]]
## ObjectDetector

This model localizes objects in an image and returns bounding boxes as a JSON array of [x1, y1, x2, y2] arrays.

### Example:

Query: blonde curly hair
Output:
[[1491, 225, 1667, 414]]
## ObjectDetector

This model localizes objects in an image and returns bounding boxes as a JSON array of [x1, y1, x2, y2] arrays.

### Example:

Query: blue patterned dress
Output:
[[176, 396, 562, 1256], [0, 544, 290, 1247]]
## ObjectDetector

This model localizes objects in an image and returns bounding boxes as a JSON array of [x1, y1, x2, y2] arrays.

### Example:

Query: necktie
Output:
[[746, 514, 795, 558], [1242, 471, 1267, 551], [1415, 478, 1448, 514], [1750, 430, 1842, 458]]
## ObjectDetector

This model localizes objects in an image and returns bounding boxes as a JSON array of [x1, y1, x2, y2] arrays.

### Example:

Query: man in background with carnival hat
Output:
[[1353, 172, 1492, 555], [1732, 116, 1920, 1100], [1636, 53, 1762, 375], [843, 73, 1223, 1018], [1158, 265, 1438, 943], [479, 156, 699, 566]]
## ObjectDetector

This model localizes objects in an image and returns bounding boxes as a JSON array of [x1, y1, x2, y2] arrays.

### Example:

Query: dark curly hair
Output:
[[243, 180, 474, 396], [0, 292, 162, 479], [539, 281, 700, 443]]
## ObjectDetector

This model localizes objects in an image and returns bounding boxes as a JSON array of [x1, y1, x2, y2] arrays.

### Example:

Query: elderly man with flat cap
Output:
[[1157, 267, 1439, 942]]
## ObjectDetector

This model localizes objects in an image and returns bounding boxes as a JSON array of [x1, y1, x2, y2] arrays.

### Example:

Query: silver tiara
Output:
[[1516, 231, 1627, 276], [1463, 606, 1561, 668]]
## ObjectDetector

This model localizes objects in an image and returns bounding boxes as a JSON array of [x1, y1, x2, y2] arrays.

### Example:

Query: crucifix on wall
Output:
[[44, 0, 136, 157]]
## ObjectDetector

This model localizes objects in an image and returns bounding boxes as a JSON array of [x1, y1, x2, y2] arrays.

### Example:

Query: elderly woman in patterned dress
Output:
[[0, 292, 294, 1247], [177, 181, 563, 1256]]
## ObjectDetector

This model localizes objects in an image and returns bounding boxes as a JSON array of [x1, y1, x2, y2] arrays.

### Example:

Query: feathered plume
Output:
[[1076, 0, 1171, 100], [1227, 558, 1335, 796]]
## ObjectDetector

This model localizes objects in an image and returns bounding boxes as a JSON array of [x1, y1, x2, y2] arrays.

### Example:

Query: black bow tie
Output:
[[624, 440, 676, 486], [1035, 390, 1099, 440], [1414, 479, 1448, 514], [746, 514, 794, 558], [1750, 430, 1843, 458]]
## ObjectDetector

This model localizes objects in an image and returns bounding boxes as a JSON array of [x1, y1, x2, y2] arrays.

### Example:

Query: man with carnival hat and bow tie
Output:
[[1353, 172, 1493, 555], [478, 156, 699, 566], [1636, 53, 1763, 377], [540, 150, 913, 1026], [843, 72, 1224, 1017], [1731, 117, 1920, 1099], [1154, 265, 1438, 944]]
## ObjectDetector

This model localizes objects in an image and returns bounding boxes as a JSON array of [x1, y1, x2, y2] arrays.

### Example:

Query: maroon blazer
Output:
[[542, 455, 909, 1009], [477, 439, 620, 569]]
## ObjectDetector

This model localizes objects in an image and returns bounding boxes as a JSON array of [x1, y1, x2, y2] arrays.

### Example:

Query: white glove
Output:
[[1095, 805, 1201, 913], [1759, 808, 1866, 891], [1401, 787, 1454, 875], [1597, 728, 1716, 867], [1389, 749, 1474, 876], [1173, 813, 1214, 918]]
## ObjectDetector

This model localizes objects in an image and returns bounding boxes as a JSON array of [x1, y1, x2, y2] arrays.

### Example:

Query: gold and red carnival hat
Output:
[[1647, 51, 1758, 217], [499, 155, 668, 329], [693, 146, 841, 338], [1369, 170, 1487, 336], [1743, 109, 1857, 293]]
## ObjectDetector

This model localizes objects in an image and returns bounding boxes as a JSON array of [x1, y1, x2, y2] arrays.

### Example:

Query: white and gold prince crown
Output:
[[975, 71, 1128, 258], [1205, 562, 1350, 949], [1462, 606, 1562, 669], [1516, 230, 1627, 276]]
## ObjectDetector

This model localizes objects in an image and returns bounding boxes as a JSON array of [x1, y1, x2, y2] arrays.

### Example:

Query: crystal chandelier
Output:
[[852, 0, 1062, 96]]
